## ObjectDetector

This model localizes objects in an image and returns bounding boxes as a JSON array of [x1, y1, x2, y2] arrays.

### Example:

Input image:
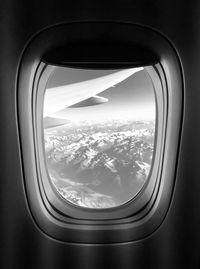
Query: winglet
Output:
[[68, 95, 108, 108]]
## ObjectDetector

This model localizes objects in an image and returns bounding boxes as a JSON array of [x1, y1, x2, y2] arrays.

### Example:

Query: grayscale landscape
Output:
[[44, 118, 155, 208]]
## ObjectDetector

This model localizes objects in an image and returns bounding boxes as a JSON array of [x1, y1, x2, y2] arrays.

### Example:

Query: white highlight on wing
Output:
[[43, 67, 143, 117]]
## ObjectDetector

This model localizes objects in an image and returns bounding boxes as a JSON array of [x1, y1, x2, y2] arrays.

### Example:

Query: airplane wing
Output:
[[44, 96, 108, 129], [43, 67, 143, 128], [68, 95, 108, 108]]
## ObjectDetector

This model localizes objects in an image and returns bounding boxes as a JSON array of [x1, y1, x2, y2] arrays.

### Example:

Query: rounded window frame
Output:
[[35, 63, 165, 220], [17, 22, 183, 243]]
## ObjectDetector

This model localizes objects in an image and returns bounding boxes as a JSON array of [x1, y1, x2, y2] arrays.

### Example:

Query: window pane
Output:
[[43, 67, 156, 209]]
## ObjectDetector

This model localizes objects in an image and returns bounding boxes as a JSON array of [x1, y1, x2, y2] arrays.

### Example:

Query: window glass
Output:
[[43, 67, 156, 208]]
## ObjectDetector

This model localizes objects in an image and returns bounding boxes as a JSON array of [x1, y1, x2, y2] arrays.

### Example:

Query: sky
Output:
[[45, 66, 155, 122]]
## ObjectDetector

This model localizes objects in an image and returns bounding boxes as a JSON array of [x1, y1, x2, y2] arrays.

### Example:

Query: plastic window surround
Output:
[[17, 22, 182, 243]]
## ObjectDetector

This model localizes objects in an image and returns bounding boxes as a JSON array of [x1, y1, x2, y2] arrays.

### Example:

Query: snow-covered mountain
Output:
[[44, 119, 155, 208]]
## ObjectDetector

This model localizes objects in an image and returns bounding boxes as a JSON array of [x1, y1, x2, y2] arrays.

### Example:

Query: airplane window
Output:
[[43, 66, 156, 209]]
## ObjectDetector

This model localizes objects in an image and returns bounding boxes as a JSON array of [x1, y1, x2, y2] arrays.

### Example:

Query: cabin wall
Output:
[[0, 1, 200, 268]]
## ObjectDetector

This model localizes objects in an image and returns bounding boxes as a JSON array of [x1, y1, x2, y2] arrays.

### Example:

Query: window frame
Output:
[[17, 22, 183, 243], [35, 63, 165, 220]]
